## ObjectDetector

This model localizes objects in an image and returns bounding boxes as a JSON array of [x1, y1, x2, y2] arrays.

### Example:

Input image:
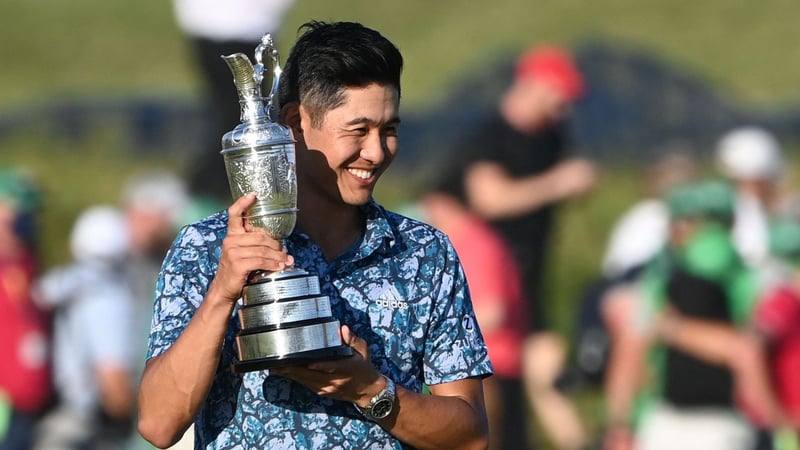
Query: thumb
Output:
[[228, 193, 257, 234], [341, 325, 368, 358]]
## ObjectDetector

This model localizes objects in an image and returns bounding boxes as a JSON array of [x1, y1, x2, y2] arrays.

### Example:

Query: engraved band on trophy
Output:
[[220, 34, 352, 372]]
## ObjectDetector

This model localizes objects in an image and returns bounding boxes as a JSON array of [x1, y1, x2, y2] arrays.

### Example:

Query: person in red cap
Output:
[[510, 45, 586, 130], [437, 44, 597, 450]]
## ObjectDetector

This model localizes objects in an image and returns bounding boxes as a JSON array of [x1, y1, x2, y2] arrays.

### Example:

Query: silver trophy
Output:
[[221, 34, 352, 372]]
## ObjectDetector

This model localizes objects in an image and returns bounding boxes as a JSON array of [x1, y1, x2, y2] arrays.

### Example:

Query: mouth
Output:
[[347, 168, 375, 180]]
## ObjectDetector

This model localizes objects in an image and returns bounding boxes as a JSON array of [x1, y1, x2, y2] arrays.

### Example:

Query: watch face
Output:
[[371, 398, 393, 419]]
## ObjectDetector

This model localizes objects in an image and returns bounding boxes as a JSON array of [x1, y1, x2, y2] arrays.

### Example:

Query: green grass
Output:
[[3, 3, 800, 448], [3, 0, 800, 108], [3, 127, 183, 267]]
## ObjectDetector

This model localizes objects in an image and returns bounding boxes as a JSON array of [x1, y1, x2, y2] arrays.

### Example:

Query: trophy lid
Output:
[[221, 34, 294, 154], [221, 119, 293, 154]]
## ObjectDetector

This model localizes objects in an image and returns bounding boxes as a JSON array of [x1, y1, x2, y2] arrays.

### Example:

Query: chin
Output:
[[346, 198, 371, 207], [342, 192, 373, 207]]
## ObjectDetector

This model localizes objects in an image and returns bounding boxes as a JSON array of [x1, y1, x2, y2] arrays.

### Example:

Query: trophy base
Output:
[[234, 266, 351, 373], [232, 345, 353, 372]]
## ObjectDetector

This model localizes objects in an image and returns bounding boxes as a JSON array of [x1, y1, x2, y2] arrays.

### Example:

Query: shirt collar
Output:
[[353, 199, 398, 260], [286, 199, 399, 265]]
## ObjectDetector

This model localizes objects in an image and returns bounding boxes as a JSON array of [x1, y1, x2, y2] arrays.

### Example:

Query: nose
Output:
[[360, 131, 388, 165]]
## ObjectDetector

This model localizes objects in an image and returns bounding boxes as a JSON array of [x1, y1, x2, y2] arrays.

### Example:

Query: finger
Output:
[[228, 193, 257, 234], [220, 232, 293, 275], [270, 366, 319, 382], [225, 227, 285, 252], [348, 333, 369, 358], [269, 366, 299, 377], [339, 325, 369, 359], [221, 242, 293, 271], [340, 324, 354, 346]]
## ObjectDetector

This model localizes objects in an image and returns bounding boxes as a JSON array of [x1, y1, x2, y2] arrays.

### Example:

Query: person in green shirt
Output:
[[603, 179, 782, 450]]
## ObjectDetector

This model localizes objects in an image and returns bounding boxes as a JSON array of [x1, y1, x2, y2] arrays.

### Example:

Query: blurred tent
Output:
[[402, 39, 800, 173]]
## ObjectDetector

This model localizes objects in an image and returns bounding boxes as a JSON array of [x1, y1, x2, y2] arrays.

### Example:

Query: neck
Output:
[[499, 98, 534, 135], [296, 199, 365, 261], [0, 235, 25, 260]]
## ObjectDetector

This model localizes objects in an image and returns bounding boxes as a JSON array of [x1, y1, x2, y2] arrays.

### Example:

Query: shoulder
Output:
[[681, 223, 742, 280], [166, 210, 228, 263], [450, 216, 510, 260], [615, 200, 669, 229], [176, 210, 228, 246], [382, 207, 456, 256]]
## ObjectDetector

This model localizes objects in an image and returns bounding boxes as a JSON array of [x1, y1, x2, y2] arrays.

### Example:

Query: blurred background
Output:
[[3, 0, 800, 448]]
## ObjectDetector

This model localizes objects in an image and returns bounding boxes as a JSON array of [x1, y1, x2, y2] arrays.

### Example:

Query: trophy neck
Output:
[[239, 97, 270, 125], [222, 52, 271, 125]]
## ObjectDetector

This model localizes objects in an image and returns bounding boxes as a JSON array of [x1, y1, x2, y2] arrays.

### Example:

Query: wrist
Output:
[[355, 375, 388, 409], [354, 375, 396, 421], [198, 285, 239, 326], [656, 312, 682, 343], [206, 280, 242, 307]]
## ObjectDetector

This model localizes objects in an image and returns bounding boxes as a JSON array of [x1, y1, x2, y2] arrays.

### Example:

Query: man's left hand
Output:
[[269, 325, 385, 406]]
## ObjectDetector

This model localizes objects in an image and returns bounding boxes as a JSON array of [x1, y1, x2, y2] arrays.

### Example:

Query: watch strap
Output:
[[354, 375, 396, 421]]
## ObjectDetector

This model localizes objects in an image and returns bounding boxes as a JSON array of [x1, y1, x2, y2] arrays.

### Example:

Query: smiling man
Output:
[[137, 21, 492, 450]]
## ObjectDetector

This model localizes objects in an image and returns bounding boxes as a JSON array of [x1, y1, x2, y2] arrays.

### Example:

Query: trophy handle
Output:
[[254, 34, 283, 121]]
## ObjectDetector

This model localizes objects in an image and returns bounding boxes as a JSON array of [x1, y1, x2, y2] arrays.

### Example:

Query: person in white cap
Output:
[[33, 205, 137, 450], [120, 169, 191, 344], [118, 170, 194, 449], [171, 0, 297, 201], [122, 169, 190, 261], [715, 126, 785, 270]]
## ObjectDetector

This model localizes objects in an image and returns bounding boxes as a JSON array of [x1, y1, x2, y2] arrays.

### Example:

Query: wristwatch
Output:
[[355, 375, 396, 421]]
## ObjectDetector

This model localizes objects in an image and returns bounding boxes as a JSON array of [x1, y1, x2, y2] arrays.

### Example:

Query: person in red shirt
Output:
[[436, 45, 595, 449], [417, 191, 529, 449], [0, 168, 52, 450], [755, 287, 800, 428], [753, 219, 800, 432]]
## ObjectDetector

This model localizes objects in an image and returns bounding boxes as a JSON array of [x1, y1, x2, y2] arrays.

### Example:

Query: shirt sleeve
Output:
[[755, 287, 800, 339], [423, 237, 493, 385], [82, 284, 136, 369], [146, 225, 219, 360]]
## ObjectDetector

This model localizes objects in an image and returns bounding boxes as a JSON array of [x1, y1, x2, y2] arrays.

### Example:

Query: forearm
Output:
[[658, 315, 785, 426], [604, 330, 646, 426], [467, 171, 559, 220], [137, 291, 235, 448], [656, 314, 739, 366], [465, 158, 596, 220], [731, 333, 786, 427], [96, 367, 134, 420], [383, 380, 488, 450]]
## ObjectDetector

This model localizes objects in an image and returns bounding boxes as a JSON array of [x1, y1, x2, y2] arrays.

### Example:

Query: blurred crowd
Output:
[[0, 168, 221, 450], [3, 11, 800, 450], [2, 1, 289, 448], [407, 44, 800, 450]]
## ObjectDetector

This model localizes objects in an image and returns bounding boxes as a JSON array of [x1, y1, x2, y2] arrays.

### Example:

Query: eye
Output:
[[383, 125, 399, 137]]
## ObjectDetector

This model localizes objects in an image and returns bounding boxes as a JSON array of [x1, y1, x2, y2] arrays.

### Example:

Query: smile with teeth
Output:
[[348, 168, 374, 180]]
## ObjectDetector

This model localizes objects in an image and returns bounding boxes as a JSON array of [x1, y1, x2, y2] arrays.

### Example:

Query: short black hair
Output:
[[277, 21, 403, 128]]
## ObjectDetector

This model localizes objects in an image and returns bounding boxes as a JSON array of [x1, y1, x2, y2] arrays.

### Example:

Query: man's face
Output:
[[509, 78, 571, 130], [0, 201, 20, 252], [296, 83, 400, 207], [125, 207, 174, 256]]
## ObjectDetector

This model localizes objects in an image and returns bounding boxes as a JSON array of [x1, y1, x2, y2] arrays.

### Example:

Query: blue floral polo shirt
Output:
[[146, 200, 493, 449]]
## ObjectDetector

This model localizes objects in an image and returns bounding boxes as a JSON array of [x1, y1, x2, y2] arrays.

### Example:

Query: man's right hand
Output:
[[546, 157, 598, 199], [208, 193, 294, 305]]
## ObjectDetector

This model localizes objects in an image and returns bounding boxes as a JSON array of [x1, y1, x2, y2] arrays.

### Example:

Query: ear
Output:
[[280, 102, 303, 138]]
